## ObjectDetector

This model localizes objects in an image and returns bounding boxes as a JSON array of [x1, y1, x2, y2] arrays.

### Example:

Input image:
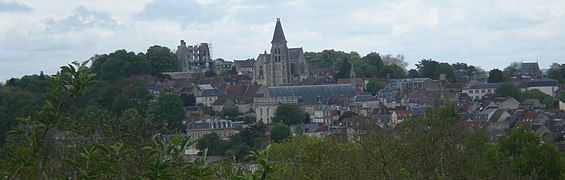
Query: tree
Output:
[[417, 59, 439, 79], [408, 69, 419, 78], [434, 62, 456, 82], [272, 104, 303, 125], [197, 133, 220, 155], [366, 80, 385, 95], [487, 69, 505, 83], [547, 63, 565, 84], [302, 112, 311, 124], [111, 94, 130, 114], [156, 93, 186, 130], [361, 52, 384, 70], [382, 64, 406, 79], [146, 45, 178, 73], [270, 123, 290, 143], [381, 54, 408, 69], [496, 82, 523, 102], [503, 62, 521, 80], [221, 106, 241, 118], [497, 128, 565, 179], [180, 93, 196, 107]]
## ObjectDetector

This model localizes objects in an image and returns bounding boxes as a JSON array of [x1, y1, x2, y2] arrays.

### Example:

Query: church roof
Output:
[[271, 18, 287, 44], [288, 48, 303, 60], [267, 84, 357, 105]]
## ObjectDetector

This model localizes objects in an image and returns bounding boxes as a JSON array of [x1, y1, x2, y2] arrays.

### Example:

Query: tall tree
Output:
[[156, 93, 186, 130], [503, 62, 521, 80], [366, 80, 385, 95], [487, 69, 505, 83], [547, 63, 565, 84], [407, 69, 420, 78], [381, 54, 408, 69], [496, 82, 523, 102], [417, 59, 439, 79], [434, 62, 456, 82], [146, 45, 178, 73]]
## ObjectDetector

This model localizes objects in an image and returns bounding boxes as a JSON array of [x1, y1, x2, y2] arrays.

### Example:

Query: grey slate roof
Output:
[[288, 48, 303, 60], [527, 78, 558, 87], [271, 18, 287, 43], [352, 95, 378, 102], [467, 83, 501, 89], [267, 84, 357, 105], [520, 62, 542, 78]]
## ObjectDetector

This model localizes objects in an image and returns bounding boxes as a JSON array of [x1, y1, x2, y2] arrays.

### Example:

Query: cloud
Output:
[[0, 1, 31, 12], [135, 0, 223, 24], [45, 5, 118, 33]]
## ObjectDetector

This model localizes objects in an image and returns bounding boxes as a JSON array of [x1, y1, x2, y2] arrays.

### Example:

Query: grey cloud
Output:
[[0, 1, 32, 12], [45, 6, 117, 33], [135, 0, 222, 24]]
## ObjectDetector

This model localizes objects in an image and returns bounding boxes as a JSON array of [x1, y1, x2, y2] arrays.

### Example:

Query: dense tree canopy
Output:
[[488, 68, 506, 83], [365, 80, 385, 95], [547, 63, 565, 84], [270, 123, 291, 143], [272, 104, 303, 125], [497, 82, 524, 102], [146, 45, 178, 73], [434, 62, 456, 82]]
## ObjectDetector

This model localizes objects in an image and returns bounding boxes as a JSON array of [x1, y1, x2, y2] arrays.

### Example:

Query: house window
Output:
[[260, 108, 263, 116], [481, 89, 485, 93], [487, 89, 491, 93]]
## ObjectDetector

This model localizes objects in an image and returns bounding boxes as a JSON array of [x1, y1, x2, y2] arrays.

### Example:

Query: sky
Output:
[[1, 0, 564, 82]]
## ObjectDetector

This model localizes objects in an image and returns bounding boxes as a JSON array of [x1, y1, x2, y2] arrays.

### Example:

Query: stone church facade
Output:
[[254, 18, 308, 86]]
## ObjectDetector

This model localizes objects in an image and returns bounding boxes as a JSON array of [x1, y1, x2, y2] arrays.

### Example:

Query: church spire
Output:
[[271, 18, 287, 44]]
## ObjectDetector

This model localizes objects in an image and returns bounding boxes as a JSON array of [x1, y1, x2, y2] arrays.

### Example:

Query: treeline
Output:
[[268, 105, 565, 179], [0, 46, 184, 147]]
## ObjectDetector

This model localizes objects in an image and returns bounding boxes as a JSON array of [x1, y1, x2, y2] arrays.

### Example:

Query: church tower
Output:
[[269, 18, 291, 86]]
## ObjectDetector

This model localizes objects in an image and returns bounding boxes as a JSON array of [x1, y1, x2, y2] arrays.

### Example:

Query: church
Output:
[[253, 18, 309, 86]]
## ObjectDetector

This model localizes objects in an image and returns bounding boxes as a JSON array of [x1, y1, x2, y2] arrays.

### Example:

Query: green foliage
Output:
[[111, 94, 130, 114], [90, 50, 151, 82], [547, 63, 565, 84], [503, 62, 521, 81], [497, 82, 524, 102], [366, 80, 385, 95], [523, 89, 554, 108], [270, 123, 290, 143], [156, 94, 186, 130], [434, 62, 456, 82], [497, 128, 565, 179], [488, 68, 506, 83], [146, 45, 178, 73], [417, 59, 439, 79], [221, 106, 241, 118], [272, 104, 303, 125], [407, 69, 419, 78], [238, 145, 279, 180]]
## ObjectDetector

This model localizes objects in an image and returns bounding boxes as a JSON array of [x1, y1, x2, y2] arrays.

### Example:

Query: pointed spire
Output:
[[271, 18, 287, 44]]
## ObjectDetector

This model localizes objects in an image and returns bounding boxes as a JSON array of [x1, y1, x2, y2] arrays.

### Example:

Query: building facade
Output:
[[254, 18, 308, 86]]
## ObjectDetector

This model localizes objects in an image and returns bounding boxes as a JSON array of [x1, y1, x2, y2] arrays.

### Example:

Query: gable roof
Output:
[[271, 18, 287, 43], [234, 59, 255, 68], [520, 62, 542, 78]]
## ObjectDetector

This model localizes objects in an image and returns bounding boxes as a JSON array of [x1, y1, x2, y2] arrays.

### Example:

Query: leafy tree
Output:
[[156, 93, 186, 130], [407, 69, 419, 78], [547, 63, 565, 84], [221, 106, 241, 118], [382, 64, 406, 79], [366, 80, 385, 95], [496, 82, 523, 102], [111, 94, 130, 114], [302, 112, 311, 124], [497, 128, 565, 179], [361, 52, 384, 70], [272, 104, 303, 125], [503, 62, 521, 81], [197, 133, 220, 155], [451, 62, 469, 71], [205, 70, 217, 78], [434, 62, 456, 82], [146, 45, 178, 73], [381, 54, 408, 69], [417, 59, 439, 79], [487, 68, 505, 83], [270, 123, 291, 143]]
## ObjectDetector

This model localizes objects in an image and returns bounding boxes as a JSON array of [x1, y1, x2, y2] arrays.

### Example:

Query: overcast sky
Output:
[[1, 0, 564, 82]]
